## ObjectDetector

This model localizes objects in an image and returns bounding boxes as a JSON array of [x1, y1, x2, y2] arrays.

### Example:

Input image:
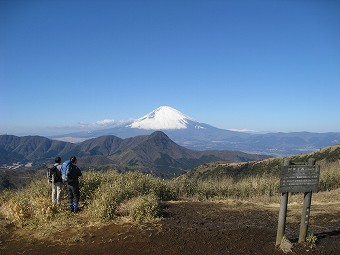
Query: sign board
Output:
[[276, 159, 319, 246], [279, 164, 320, 193]]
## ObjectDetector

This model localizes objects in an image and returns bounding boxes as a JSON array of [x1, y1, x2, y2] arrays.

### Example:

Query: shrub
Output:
[[80, 170, 119, 206], [87, 182, 121, 221], [169, 174, 280, 201], [306, 233, 318, 249], [86, 171, 168, 222], [124, 193, 160, 223], [319, 165, 340, 191], [0, 179, 56, 226]]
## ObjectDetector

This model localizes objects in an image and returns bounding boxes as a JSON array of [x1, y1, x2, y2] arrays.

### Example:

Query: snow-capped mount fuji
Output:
[[52, 106, 340, 156], [128, 106, 204, 130], [53, 105, 245, 150]]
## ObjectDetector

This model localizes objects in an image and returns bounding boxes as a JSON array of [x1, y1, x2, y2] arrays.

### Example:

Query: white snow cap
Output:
[[129, 106, 194, 130]]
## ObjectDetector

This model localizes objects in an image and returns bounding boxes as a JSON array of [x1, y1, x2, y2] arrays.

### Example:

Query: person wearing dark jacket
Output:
[[51, 156, 63, 205], [67, 156, 82, 212]]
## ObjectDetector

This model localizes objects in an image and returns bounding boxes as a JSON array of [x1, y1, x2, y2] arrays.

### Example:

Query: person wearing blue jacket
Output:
[[66, 156, 82, 212]]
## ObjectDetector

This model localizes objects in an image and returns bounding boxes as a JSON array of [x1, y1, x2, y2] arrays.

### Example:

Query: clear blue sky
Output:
[[1, 0, 339, 135]]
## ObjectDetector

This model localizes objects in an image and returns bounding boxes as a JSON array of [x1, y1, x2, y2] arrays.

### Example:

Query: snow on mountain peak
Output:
[[129, 106, 194, 130]]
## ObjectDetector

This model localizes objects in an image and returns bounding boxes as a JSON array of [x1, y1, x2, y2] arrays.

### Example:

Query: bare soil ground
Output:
[[0, 195, 339, 255]]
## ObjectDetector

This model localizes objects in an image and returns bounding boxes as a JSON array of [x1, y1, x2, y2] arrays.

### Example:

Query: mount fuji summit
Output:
[[54, 106, 340, 156], [128, 106, 205, 130]]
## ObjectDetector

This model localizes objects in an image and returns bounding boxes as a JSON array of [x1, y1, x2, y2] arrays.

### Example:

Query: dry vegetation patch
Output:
[[0, 165, 339, 254]]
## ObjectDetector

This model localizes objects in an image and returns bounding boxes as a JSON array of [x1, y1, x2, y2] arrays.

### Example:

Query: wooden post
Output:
[[298, 191, 312, 243], [298, 158, 315, 243], [276, 159, 290, 246]]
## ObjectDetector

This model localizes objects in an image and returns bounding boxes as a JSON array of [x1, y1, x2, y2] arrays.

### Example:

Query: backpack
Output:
[[61, 160, 73, 183], [47, 165, 57, 183]]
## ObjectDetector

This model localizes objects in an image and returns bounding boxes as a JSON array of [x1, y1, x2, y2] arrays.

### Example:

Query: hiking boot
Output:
[[73, 203, 79, 213]]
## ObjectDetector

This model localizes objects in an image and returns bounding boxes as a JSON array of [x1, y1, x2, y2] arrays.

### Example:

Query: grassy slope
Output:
[[181, 145, 340, 181]]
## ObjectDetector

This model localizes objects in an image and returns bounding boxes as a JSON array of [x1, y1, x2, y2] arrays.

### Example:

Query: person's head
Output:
[[55, 156, 61, 164], [70, 156, 77, 164]]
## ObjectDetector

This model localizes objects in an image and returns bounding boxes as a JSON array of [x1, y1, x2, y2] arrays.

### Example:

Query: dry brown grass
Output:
[[0, 167, 338, 241], [279, 235, 293, 253]]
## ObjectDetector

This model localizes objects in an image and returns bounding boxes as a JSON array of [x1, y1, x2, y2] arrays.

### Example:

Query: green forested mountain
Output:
[[0, 131, 269, 178]]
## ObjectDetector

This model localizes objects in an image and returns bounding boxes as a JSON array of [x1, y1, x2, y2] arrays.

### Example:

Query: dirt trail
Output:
[[0, 200, 339, 255]]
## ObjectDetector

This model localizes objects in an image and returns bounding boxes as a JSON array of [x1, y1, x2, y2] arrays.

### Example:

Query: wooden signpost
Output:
[[276, 158, 320, 246]]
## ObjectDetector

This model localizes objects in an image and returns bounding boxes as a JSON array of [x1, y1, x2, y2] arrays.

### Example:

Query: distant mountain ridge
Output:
[[0, 131, 270, 177], [53, 106, 340, 156]]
